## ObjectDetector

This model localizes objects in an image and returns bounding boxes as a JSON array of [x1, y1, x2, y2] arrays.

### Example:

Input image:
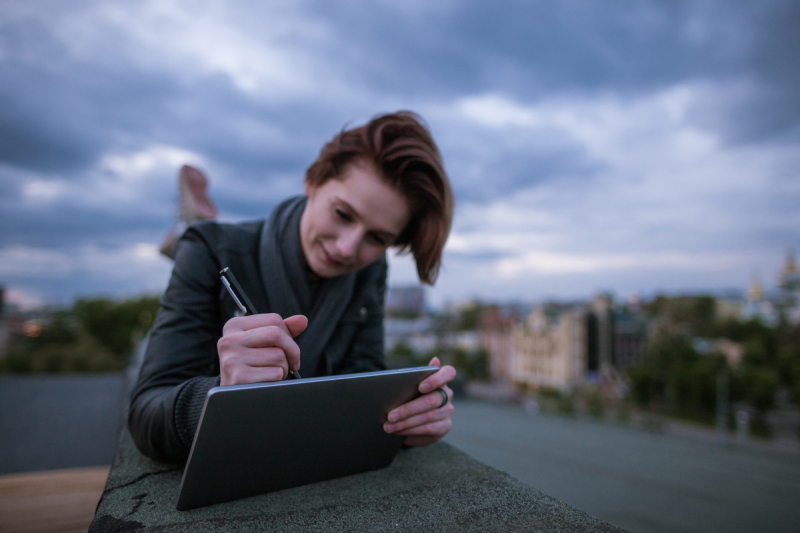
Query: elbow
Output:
[[128, 387, 189, 464]]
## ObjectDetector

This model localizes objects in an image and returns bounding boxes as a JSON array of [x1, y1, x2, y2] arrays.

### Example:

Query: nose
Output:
[[336, 227, 361, 260]]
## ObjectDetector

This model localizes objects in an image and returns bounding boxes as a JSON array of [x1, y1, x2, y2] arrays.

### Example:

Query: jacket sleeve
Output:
[[128, 228, 223, 462], [335, 257, 388, 375]]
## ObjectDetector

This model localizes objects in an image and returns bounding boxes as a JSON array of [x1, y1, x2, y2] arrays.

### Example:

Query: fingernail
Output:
[[420, 382, 430, 393], [384, 423, 394, 433], [388, 412, 399, 423]]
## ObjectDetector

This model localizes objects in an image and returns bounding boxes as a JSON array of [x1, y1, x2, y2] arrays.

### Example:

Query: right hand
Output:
[[217, 313, 308, 386]]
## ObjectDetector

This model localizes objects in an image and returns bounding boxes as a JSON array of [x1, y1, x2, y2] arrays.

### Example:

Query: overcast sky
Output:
[[1, 0, 798, 309]]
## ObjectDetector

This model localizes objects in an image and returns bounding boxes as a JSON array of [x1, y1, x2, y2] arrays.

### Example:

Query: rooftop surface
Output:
[[91, 426, 625, 532]]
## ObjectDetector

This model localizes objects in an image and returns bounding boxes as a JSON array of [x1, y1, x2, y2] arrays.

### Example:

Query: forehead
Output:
[[324, 162, 410, 235]]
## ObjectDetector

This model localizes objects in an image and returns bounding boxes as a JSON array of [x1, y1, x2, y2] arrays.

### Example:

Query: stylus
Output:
[[220, 267, 302, 380]]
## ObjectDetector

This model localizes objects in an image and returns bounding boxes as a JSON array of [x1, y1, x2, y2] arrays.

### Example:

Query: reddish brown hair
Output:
[[305, 111, 453, 284]]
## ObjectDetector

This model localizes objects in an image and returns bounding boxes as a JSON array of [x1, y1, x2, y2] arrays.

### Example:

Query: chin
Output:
[[310, 257, 344, 278], [316, 259, 360, 279]]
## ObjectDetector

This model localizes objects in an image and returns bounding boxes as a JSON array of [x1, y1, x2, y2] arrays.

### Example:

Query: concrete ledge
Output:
[[91, 427, 626, 532]]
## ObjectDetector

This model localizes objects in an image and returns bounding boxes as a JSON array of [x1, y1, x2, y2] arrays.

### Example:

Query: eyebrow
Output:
[[335, 196, 400, 241]]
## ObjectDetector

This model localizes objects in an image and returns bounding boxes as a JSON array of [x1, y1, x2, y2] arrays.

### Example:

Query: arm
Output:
[[128, 228, 224, 462], [129, 226, 308, 462], [334, 257, 455, 447]]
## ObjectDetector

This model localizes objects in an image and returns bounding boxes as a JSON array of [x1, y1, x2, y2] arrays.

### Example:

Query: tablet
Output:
[[176, 366, 438, 510]]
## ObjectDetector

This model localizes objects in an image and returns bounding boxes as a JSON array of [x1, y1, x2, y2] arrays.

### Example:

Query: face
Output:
[[300, 161, 411, 278]]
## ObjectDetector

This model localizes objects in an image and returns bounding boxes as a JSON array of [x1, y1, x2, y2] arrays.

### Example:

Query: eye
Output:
[[335, 208, 352, 222], [369, 233, 387, 246]]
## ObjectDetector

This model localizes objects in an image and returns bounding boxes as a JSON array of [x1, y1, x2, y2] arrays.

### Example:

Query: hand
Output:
[[383, 356, 456, 447], [217, 314, 308, 386]]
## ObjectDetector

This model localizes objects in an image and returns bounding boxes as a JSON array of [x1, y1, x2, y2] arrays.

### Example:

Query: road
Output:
[[444, 399, 800, 533]]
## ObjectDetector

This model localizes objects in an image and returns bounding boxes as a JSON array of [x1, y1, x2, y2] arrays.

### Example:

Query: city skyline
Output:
[[1, 0, 799, 309]]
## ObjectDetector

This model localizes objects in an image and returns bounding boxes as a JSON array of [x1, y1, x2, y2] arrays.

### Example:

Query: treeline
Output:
[[0, 296, 161, 373], [629, 296, 800, 432]]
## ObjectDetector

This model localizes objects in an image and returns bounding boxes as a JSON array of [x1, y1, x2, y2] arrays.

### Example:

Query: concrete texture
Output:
[[445, 400, 800, 533], [0, 374, 126, 474], [90, 426, 626, 532]]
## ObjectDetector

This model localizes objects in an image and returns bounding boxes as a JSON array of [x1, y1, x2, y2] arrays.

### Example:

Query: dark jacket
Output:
[[128, 220, 387, 462]]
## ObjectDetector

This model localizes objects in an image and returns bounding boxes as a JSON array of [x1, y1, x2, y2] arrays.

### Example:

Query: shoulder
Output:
[[183, 220, 265, 254], [348, 254, 388, 313], [355, 254, 388, 288]]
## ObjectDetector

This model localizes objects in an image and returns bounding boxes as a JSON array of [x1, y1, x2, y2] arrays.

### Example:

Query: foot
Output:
[[178, 165, 217, 223], [160, 165, 218, 260]]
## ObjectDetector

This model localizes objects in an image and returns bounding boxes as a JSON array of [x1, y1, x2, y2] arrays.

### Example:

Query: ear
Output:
[[304, 180, 314, 198]]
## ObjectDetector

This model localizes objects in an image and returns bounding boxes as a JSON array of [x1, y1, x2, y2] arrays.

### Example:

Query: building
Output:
[[509, 306, 587, 390], [612, 309, 648, 370], [483, 296, 648, 390], [740, 277, 779, 326], [777, 250, 800, 324], [693, 337, 745, 369], [479, 306, 516, 382], [385, 286, 425, 317], [384, 316, 435, 354]]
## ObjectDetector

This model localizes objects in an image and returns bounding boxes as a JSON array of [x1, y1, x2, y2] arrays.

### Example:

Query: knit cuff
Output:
[[174, 376, 220, 449]]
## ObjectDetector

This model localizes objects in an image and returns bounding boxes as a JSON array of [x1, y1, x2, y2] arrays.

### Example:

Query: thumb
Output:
[[284, 315, 308, 337], [428, 356, 441, 368]]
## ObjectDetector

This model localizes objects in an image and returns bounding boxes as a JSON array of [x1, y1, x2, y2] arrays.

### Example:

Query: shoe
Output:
[[178, 165, 217, 223], [160, 165, 217, 260]]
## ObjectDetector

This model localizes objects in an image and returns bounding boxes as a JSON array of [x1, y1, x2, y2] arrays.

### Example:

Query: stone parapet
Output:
[[91, 426, 625, 532]]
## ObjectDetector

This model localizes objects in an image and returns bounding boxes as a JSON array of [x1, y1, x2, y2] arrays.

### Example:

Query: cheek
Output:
[[312, 209, 337, 237], [358, 244, 386, 267]]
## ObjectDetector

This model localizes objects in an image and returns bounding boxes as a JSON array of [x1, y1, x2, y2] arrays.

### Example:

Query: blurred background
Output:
[[1, 1, 799, 532]]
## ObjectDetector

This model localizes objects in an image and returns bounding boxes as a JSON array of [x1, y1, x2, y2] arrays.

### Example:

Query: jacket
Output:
[[128, 218, 388, 462]]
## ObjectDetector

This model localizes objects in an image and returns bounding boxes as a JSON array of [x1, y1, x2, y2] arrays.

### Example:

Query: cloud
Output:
[[22, 0, 333, 100], [495, 250, 755, 277], [424, 83, 800, 300], [0, 0, 798, 305], [0, 242, 172, 299], [2, 287, 45, 312]]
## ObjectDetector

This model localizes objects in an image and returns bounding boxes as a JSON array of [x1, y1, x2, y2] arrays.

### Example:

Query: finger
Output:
[[387, 386, 453, 423], [219, 346, 290, 380], [237, 326, 301, 371], [428, 356, 441, 368], [224, 313, 289, 334], [418, 365, 457, 394], [235, 347, 292, 369], [222, 364, 286, 386], [393, 418, 452, 438], [283, 315, 308, 337], [384, 402, 453, 433]]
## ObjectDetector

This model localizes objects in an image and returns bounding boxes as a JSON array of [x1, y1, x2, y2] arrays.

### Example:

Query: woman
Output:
[[129, 111, 456, 462]]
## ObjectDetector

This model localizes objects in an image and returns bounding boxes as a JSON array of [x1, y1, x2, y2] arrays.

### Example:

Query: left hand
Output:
[[383, 357, 456, 447]]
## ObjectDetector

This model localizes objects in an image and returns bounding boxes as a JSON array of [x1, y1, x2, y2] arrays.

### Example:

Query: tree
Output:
[[73, 296, 160, 356], [1, 295, 161, 374]]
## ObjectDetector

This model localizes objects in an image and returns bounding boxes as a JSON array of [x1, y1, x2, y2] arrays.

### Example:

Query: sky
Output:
[[1, 0, 799, 309]]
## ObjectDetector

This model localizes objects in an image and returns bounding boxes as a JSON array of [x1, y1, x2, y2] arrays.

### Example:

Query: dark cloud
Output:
[[444, 138, 603, 204], [0, 0, 798, 303]]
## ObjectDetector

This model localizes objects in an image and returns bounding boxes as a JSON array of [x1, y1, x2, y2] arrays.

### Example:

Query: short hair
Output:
[[305, 111, 453, 285]]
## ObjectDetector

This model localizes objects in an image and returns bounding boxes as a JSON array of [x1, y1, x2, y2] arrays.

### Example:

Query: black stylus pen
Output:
[[220, 267, 301, 380]]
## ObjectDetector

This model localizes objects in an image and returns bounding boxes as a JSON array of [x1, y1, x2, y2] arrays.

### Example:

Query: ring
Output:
[[436, 388, 448, 409]]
